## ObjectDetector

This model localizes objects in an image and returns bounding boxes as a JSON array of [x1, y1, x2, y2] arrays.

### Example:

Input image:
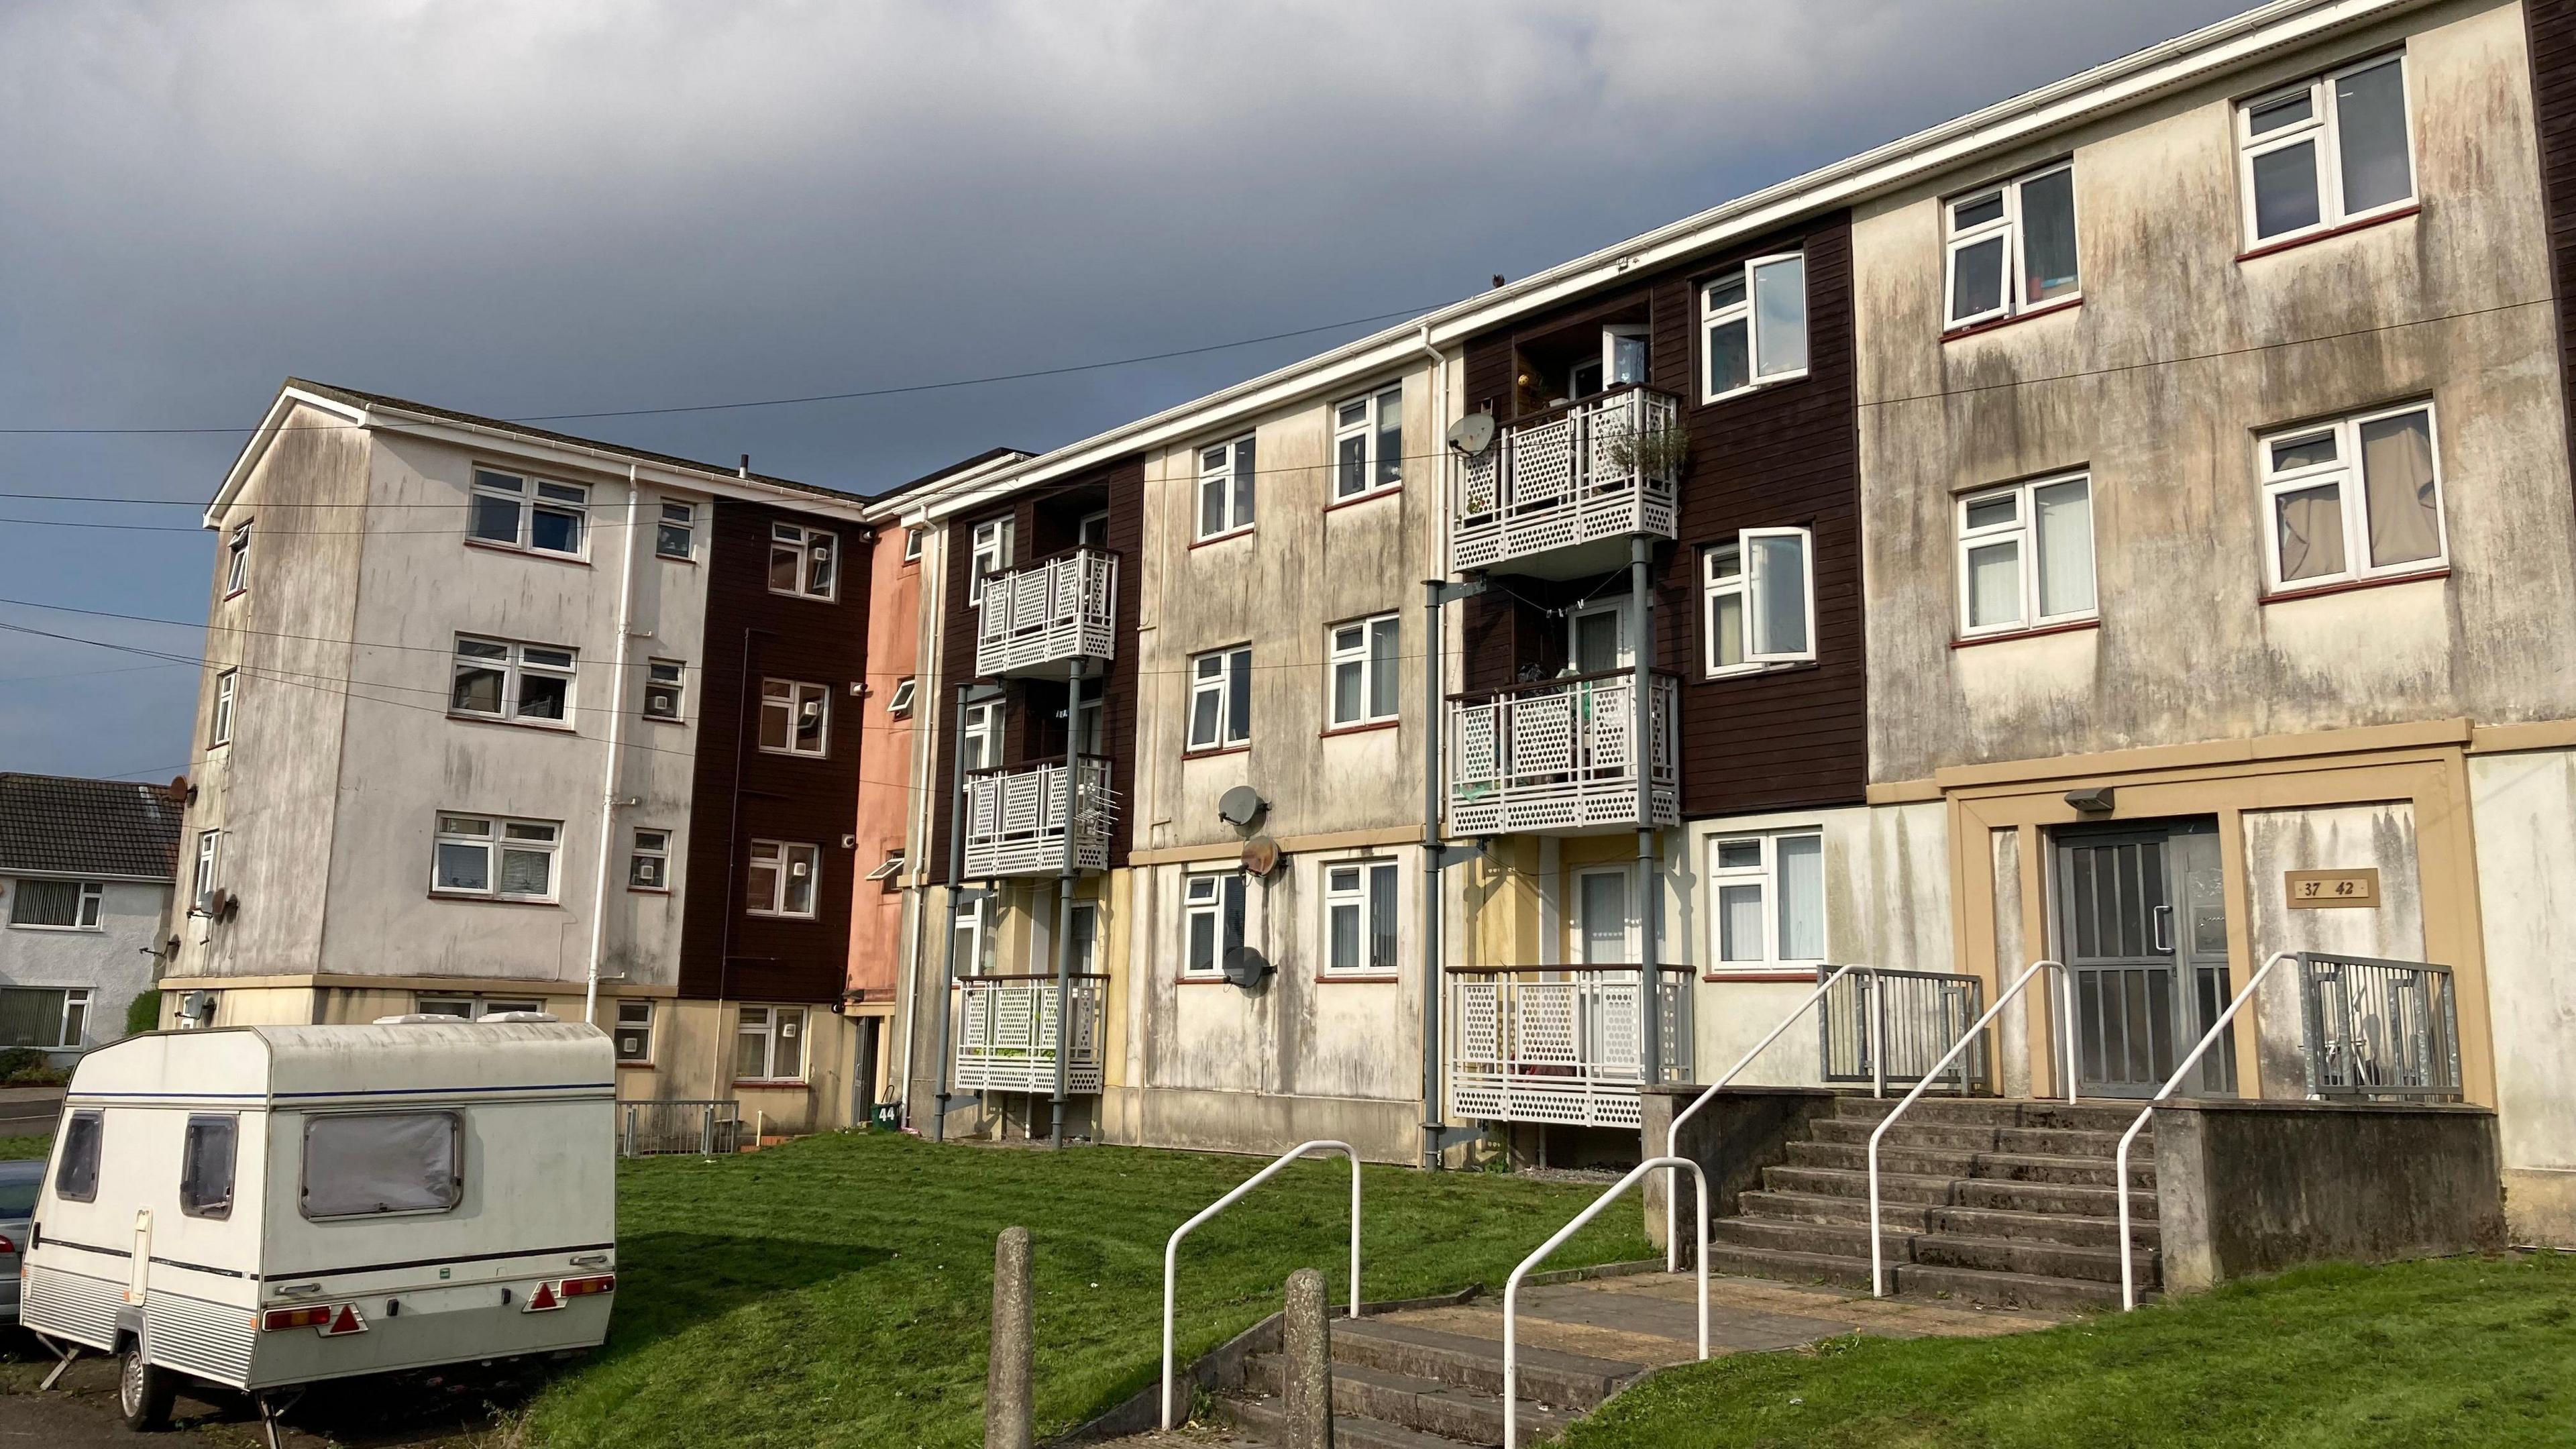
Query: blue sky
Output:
[[0, 0, 2248, 780]]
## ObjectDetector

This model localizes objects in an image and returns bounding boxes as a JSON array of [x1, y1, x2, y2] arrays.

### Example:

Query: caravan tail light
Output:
[[559, 1273, 616, 1298], [260, 1305, 334, 1332], [0, 1234, 16, 1254]]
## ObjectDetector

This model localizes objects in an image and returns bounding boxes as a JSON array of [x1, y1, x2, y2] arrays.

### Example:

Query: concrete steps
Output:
[[1213, 1305, 1633, 1446]]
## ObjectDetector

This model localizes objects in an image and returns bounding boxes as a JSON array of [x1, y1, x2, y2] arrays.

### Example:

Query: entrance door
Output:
[[1568, 601, 1631, 675], [1577, 869, 1631, 965], [2055, 818, 2233, 1098]]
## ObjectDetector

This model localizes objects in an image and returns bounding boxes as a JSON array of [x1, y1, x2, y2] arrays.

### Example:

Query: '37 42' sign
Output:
[[2285, 869, 2379, 908]]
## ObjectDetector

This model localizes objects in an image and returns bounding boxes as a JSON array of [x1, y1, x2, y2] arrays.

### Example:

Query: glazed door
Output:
[[2057, 826, 2187, 1097]]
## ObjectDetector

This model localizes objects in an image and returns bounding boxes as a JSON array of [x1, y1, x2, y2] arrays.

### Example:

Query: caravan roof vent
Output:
[[374, 1014, 468, 1025]]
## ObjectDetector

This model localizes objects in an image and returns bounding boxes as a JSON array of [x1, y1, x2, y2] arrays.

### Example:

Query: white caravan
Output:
[[19, 1020, 616, 1434]]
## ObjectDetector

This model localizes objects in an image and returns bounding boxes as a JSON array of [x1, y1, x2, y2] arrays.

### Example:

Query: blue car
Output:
[[0, 1158, 40, 1324]]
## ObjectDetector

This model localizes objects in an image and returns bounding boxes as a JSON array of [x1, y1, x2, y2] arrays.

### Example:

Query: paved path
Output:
[[0, 1087, 62, 1139]]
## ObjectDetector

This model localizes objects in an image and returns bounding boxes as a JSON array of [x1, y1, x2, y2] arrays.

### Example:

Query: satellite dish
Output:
[[1446, 413, 1497, 457], [1217, 785, 1268, 829], [1240, 836, 1280, 876], [1221, 946, 1274, 990]]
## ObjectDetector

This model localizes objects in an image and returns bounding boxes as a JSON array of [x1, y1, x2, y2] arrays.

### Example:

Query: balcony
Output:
[[1448, 669, 1677, 836], [1446, 966, 1693, 1129], [977, 547, 1118, 678], [1452, 386, 1680, 578], [964, 757, 1117, 878], [952, 974, 1106, 1093]]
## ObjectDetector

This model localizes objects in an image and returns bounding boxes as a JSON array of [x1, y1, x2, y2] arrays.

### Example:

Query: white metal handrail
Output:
[[1161, 1140, 1360, 1430], [2114, 949, 2294, 1311], [1866, 958, 2077, 1298], [1503, 1155, 1707, 1449]]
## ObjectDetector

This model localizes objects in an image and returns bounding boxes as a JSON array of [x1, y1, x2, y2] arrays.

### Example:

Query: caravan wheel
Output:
[[117, 1343, 178, 1432]]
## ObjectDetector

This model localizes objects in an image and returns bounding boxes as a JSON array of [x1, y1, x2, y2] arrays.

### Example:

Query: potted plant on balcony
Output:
[[1603, 414, 1690, 480]]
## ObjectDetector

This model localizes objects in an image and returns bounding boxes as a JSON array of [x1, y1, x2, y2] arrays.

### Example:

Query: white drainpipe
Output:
[[584, 466, 644, 1025]]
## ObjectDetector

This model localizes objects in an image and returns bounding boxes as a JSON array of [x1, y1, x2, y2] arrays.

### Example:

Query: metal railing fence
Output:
[[619, 1098, 743, 1157], [2299, 951, 2462, 1101], [1816, 965, 1990, 1094]]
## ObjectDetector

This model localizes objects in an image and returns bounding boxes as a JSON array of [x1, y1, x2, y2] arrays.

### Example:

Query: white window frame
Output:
[[1943, 160, 2081, 329], [758, 678, 832, 757], [1955, 472, 2097, 639], [747, 839, 820, 918], [468, 468, 590, 559], [7, 879, 106, 931], [449, 635, 578, 727], [904, 524, 926, 561], [1196, 435, 1257, 541], [612, 999, 654, 1065], [1331, 386, 1405, 502], [2257, 402, 2446, 594], [968, 518, 1013, 605], [1322, 859, 1399, 976], [2237, 53, 2416, 249], [1700, 252, 1809, 404], [953, 894, 991, 977], [192, 830, 219, 915], [1702, 529, 1817, 676], [1183, 870, 1246, 978], [961, 700, 1000, 772], [1707, 830, 1827, 972], [655, 500, 695, 561], [431, 813, 561, 903], [1187, 645, 1252, 751], [734, 1004, 806, 1083], [642, 658, 686, 722], [224, 523, 251, 596], [1326, 614, 1399, 728], [629, 828, 672, 892], [210, 668, 237, 747], [886, 678, 917, 717], [768, 521, 839, 601], [415, 993, 544, 1020]]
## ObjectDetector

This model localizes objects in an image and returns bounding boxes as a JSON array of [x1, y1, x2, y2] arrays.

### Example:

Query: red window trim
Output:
[[1322, 485, 1402, 516], [1320, 719, 1399, 740], [2235, 203, 2420, 264], [1949, 617, 2101, 650], [2260, 566, 2448, 606], [1941, 295, 2082, 343]]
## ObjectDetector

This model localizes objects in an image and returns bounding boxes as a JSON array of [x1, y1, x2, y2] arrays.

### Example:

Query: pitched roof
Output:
[[0, 773, 186, 881]]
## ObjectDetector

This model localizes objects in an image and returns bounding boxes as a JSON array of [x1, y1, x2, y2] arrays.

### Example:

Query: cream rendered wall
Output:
[[2467, 747, 2576, 1244], [2240, 802, 2428, 1097]]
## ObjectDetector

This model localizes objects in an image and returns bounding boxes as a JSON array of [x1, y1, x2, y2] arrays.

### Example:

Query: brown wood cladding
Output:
[[1458, 211, 1865, 818], [2526, 0, 2576, 492], [677, 500, 871, 1004]]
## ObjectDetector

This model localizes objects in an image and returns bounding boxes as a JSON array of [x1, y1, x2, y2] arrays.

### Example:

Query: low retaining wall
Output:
[[1638, 1085, 1842, 1251]]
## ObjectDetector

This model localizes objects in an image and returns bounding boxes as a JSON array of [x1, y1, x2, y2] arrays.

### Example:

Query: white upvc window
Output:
[[192, 829, 219, 914], [1709, 830, 1825, 970], [961, 700, 1000, 771], [210, 669, 237, 747], [1197, 435, 1256, 540], [769, 522, 838, 600], [450, 636, 577, 726], [0, 987, 93, 1049], [734, 1004, 806, 1081], [432, 814, 561, 902], [1332, 386, 1405, 501], [2258, 402, 2444, 593], [1324, 859, 1399, 975], [416, 994, 543, 1020], [1955, 473, 2096, 637], [1702, 529, 1815, 676], [655, 500, 695, 561], [886, 678, 917, 717], [1945, 161, 2080, 328], [1327, 614, 1399, 728], [469, 468, 588, 558], [904, 524, 926, 561], [747, 839, 819, 918], [2238, 53, 2414, 248], [953, 893, 993, 977], [1701, 253, 1808, 402], [642, 659, 686, 722], [224, 523, 252, 596], [968, 518, 1014, 605], [758, 679, 831, 757], [7, 879, 105, 930], [612, 999, 654, 1064], [629, 828, 672, 891], [1183, 871, 1246, 978], [1187, 645, 1252, 751]]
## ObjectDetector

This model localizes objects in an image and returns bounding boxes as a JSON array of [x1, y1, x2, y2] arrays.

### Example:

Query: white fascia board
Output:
[[356, 414, 876, 522], [923, 0, 2421, 521], [205, 386, 371, 529], [866, 453, 1029, 526]]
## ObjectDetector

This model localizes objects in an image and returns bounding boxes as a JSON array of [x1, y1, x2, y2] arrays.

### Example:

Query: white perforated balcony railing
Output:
[[977, 547, 1118, 678], [964, 757, 1116, 878], [1452, 386, 1680, 576], [1448, 669, 1678, 836], [1446, 966, 1694, 1129], [952, 975, 1106, 1093]]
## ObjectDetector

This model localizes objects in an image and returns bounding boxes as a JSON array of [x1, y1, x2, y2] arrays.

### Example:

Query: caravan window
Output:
[[55, 1110, 103, 1202], [179, 1115, 237, 1219], [302, 1112, 462, 1220]]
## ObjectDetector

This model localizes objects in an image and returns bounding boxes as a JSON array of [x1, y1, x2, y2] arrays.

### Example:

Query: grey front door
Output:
[[2056, 820, 2233, 1098]]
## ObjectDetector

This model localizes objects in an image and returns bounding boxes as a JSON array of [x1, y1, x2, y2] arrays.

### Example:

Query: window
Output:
[[301, 1111, 462, 1219], [1956, 474, 2096, 637], [1067, 899, 1099, 974], [769, 522, 839, 600], [865, 849, 906, 885], [1327, 616, 1399, 727], [1701, 254, 1807, 402], [968, 519, 1013, 605], [655, 501, 695, 561], [1324, 860, 1399, 975], [1709, 831, 1825, 970], [0, 987, 90, 1048], [1945, 162, 2080, 327], [759, 679, 831, 756], [224, 523, 252, 596], [1333, 386, 1405, 500], [1197, 435, 1256, 539], [904, 524, 926, 561], [1184, 871, 1246, 977], [630, 828, 672, 890], [961, 700, 1000, 771], [2239, 54, 2412, 246], [55, 1110, 102, 1202], [953, 894, 993, 976], [887, 678, 917, 718], [747, 840, 820, 918], [1187, 645, 1253, 750], [613, 1000, 653, 1064], [1702, 529, 1815, 675], [192, 830, 219, 915], [9, 879, 103, 930], [210, 669, 236, 747], [450, 637, 577, 726], [735, 1005, 806, 1081], [413, 994, 543, 1020], [2259, 403, 2443, 592], [432, 814, 561, 902], [179, 1114, 237, 1219], [469, 468, 588, 557], [643, 659, 686, 722]]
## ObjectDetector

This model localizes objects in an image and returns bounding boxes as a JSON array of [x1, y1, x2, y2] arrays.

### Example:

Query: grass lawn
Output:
[[0, 1134, 47, 1161], [523, 1130, 1649, 1449], [1564, 1250, 2576, 1449]]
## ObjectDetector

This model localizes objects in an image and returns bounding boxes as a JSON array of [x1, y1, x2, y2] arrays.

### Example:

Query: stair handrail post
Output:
[[1868, 965, 1886, 1100], [1505, 1155, 1706, 1449], [1159, 1140, 1360, 1430], [2115, 949, 2294, 1311], [1866, 958, 2066, 1298], [1660, 963, 1863, 1273]]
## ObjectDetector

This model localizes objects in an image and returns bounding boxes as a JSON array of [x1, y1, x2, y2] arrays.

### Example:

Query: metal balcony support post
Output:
[[931, 682, 973, 1143], [1050, 656, 1085, 1148], [1631, 535, 1660, 1085]]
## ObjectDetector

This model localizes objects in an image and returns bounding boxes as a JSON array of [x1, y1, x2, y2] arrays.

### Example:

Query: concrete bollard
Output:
[[986, 1226, 1034, 1449], [1280, 1267, 1334, 1449]]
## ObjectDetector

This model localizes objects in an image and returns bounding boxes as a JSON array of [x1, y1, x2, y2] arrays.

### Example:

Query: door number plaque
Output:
[[2286, 868, 2379, 908]]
